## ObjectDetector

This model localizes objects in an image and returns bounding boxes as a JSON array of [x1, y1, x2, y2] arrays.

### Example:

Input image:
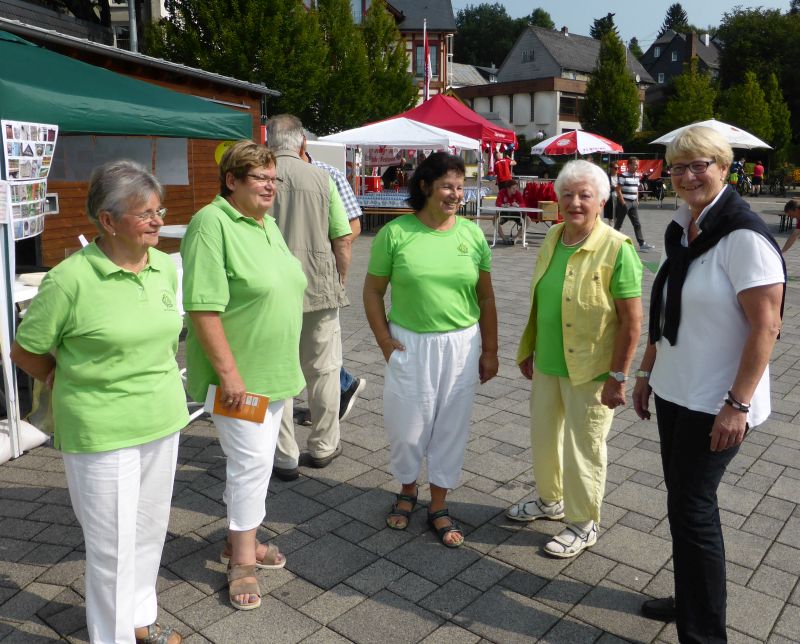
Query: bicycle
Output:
[[736, 174, 752, 196], [768, 174, 787, 198]]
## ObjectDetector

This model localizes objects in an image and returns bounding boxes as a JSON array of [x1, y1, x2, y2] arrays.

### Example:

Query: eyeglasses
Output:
[[247, 173, 281, 186], [669, 160, 716, 176], [129, 207, 167, 222]]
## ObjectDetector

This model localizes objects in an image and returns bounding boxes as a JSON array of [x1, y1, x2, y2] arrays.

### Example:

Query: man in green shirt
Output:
[[267, 114, 353, 481]]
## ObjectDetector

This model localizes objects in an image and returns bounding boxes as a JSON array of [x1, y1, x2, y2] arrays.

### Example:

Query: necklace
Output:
[[560, 229, 592, 247]]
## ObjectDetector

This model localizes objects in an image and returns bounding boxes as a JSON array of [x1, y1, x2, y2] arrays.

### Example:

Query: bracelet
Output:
[[635, 370, 651, 379], [725, 390, 751, 412]]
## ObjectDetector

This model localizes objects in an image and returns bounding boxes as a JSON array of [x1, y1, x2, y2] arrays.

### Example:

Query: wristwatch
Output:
[[608, 371, 628, 382]]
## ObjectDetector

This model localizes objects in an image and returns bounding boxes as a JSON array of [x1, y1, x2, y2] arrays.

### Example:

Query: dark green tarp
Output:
[[0, 30, 252, 140]]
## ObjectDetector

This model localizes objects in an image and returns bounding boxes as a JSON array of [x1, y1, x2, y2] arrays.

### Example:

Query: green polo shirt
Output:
[[181, 195, 307, 402], [15, 244, 189, 453], [367, 215, 492, 333]]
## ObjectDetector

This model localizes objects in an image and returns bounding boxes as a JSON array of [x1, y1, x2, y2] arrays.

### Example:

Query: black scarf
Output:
[[649, 186, 786, 345]]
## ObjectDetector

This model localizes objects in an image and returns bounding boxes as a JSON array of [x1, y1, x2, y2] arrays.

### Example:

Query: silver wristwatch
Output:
[[608, 371, 628, 382]]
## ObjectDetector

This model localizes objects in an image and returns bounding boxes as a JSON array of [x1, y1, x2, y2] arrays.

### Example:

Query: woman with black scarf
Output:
[[633, 126, 785, 643]]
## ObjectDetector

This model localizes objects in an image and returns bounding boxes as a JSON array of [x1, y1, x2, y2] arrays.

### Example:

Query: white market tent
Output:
[[651, 119, 772, 149], [320, 117, 480, 150]]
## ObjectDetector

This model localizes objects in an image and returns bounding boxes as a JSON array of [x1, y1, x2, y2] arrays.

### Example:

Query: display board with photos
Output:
[[1, 120, 58, 240]]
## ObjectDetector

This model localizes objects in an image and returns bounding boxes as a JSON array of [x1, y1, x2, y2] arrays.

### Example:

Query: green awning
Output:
[[0, 31, 253, 140]]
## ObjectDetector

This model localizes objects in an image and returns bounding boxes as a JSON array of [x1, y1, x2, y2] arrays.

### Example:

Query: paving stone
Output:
[[452, 585, 561, 643], [0, 537, 39, 562], [562, 551, 618, 587], [288, 534, 376, 590], [271, 577, 325, 609], [727, 581, 784, 640], [337, 488, 398, 531], [157, 581, 208, 614], [301, 626, 352, 643], [773, 603, 800, 639], [384, 532, 481, 585], [357, 527, 414, 557], [444, 487, 506, 527], [570, 580, 662, 642], [419, 622, 481, 644], [298, 584, 366, 625], [538, 615, 603, 643], [417, 578, 482, 620], [167, 544, 228, 596], [619, 511, 660, 533], [175, 591, 235, 631], [343, 558, 405, 596], [0, 582, 62, 622], [329, 589, 441, 644], [202, 595, 319, 643], [385, 572, 437, 603], [332, 520, 377, 545], [757, 495, 796, 521], [0, 518, 48, 541], [718, 482, 764, 517], [0, 617, 62, 642], [297, 509, 352, 539], [0, 561, 48, 590], [722, 525, 772, 569], [535, 575, 592, 613], [776, 516, 800, 548], [740, 512, 786, 541], [456, 555, 512, 591], [489, 526, 572, 578], [747, 564, 798, 601], [590, 524, 672, 574], [498, 569, 549, 598], [606, 563, 652, 592], [461, 450, 530, 483], [604, 481, 668, 520], [265, 489, 329, 535]]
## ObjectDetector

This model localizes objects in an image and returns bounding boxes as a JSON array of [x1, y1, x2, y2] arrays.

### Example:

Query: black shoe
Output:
[[272, 465, 299, 482], [293, 406, 312, 426], [339, 378, 367, 422], [309, 443, 342, 468], [641, 596, 676, 621]]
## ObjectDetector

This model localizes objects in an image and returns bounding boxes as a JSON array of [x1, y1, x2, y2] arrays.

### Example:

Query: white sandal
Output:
[[544, 522, 597, 558], [506, 498, 565, 522]]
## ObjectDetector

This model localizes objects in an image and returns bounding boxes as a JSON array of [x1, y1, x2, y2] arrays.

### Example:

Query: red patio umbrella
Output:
[[531, 130, 623, 156]]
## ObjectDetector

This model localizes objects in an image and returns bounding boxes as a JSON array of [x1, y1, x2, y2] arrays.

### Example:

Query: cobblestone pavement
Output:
[[1, 196, 799, 643]]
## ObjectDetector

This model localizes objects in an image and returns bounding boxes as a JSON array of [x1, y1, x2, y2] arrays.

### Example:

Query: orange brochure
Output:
[[203, 385, 270, 423]]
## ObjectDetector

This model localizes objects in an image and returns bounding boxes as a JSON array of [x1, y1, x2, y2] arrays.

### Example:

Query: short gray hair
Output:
[[554, 160, 610, 203], [266, 114, 304, 152], [86, 160, 163, 225]]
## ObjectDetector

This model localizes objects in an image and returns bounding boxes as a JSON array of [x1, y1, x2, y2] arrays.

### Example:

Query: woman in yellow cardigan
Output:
[[506, 160, 642, 558]]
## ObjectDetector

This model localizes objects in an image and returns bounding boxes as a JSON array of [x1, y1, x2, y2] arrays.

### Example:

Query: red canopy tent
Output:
[[391, 94, 517, 148]]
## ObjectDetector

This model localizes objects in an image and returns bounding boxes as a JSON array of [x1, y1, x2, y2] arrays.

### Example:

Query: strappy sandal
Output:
[[227, 564, 261, 611], [135, 623, 182, 644], [543, 522, 597, 559], [219, 540, 286, 569], [386, 489, 418, 530], [427, 508, 464, 548]]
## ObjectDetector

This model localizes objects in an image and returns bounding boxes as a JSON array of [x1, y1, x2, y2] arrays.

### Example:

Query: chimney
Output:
[[688, 31, 698, 61], [702, 33, 710, 47], [561, 26, 569, 36]]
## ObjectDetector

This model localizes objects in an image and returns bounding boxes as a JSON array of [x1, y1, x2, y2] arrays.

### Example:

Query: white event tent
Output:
[[320, 117, 480, 150]]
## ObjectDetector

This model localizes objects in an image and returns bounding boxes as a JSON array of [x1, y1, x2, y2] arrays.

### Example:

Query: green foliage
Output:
[[718, 71, 772, 143], [792, 0, 800, 15], [453, 3, 521, 67], [658, 3, 689, 37], [525, 8, 555, 30], [361, 0, 417, 123], [764, 72, 792, 159], [628, 37, 643, 59], [146, 0, 327, 127], [658, 58, 717, 132], [314, 0, 371, 135], [590, 13, 618, 40], [582, 31, 640, 141], [717, 8, 800, 138]]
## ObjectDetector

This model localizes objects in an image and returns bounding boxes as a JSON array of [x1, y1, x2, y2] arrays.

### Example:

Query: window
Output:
[[350, 0, 363, 23], [530, 93, 535, 122], [671, 51, 678, 62], [658, 73, 665, 83], [415, 44, 439, 78], [522, 49, 535, 63], [113, 25, 130, 51], [654, 46, 661, 58], [560, 95, 579, 116]]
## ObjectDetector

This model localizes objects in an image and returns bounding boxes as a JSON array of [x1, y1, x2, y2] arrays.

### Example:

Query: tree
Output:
[[146, 0, 328, 130], [590, 13, 618, 40], [361, 0, 417, 123], [453, 3, 521, 66], [658, 3, 689, 37], [524, 8, 555, 30], [628, 37, 643, 59], [764, 72, 792, 158], [791, 0, 800, 15], [582, 31, 640, 141], [658, 58, 717, 132], [718, 71, 772, 143], [314, 0, 371, 135]]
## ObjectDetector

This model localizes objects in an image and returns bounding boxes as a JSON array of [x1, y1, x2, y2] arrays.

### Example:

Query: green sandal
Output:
[[386, 490, 418, 530], [427, 508, 464, 548]]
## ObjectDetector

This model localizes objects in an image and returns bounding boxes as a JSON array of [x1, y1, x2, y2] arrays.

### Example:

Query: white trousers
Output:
[[384, 323, 480, 489], [213, 400, 284, 531], [63, 431, 180, 644]]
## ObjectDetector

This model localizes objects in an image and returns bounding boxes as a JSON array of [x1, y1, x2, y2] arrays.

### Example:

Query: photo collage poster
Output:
[[1, 120, 58, 240]]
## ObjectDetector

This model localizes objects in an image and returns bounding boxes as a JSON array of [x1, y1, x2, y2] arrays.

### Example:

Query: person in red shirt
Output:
[[494, 150, 516, 188], [496, 180, 524, 245], [752, 160, 765, 196]]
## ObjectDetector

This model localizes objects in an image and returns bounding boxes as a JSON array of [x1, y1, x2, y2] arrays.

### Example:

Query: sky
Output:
[[450, 1, 791, 49]]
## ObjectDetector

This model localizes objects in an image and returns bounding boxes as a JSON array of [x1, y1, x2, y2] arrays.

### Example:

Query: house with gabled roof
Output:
[[452, 25, 654, 142]]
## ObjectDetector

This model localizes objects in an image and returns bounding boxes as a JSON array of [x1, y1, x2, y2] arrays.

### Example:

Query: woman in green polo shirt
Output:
[[363, 152, 499, 548], [181, 141, 306, 611], [506, 160, 642, 559], [11, 160, 188, 644]]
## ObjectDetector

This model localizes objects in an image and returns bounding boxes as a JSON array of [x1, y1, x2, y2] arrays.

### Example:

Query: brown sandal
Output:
[[227, 564, 261, 611], [135, 623, 182, 644], [219, 540, 286, 569]]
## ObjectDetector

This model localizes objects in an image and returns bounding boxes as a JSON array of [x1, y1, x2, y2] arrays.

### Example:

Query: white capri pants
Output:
[[384, 323, 480, 489], [213, 400, 285, 532], [63, 431, 180, 644]]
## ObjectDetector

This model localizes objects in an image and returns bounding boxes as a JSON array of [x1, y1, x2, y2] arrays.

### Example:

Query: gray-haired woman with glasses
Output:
[[11, 160, 188, 643]]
